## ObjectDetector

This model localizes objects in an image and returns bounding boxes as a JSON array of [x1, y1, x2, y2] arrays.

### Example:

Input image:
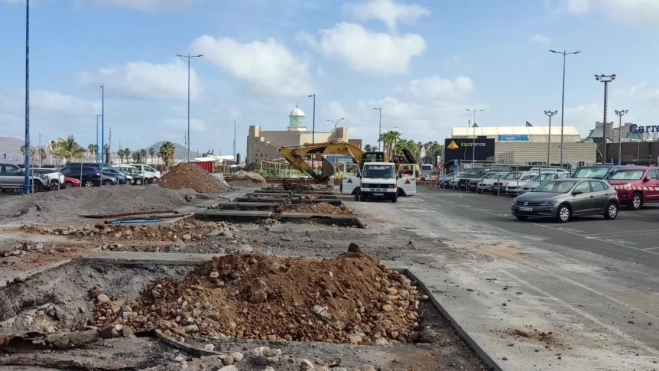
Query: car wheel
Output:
[[604, 202, 619, 220], [83, 180, 94, 188], [64, 182, 73, 189], [628, 192, 642, 210], [515, 216, 528, 221], [556, 204, 571, 223], [102, 180, 112, 186], [49, 181, 59, 191], [134, 178, 142, 185]]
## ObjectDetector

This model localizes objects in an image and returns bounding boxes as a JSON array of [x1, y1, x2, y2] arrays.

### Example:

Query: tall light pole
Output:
[[100, 84, 105, 169], [550, 50, 580, 167], [544, 110, 557, 165], [595, 74, 616, 163], [471, 122, 478, 165], [614, 109, 628, 165], [23, 0, 30, 194], [96, 114, 102, 162], [308, 93, 316, 170], [177, 53, 203, 162], [233, 120, 237, 162], [373, 107, 382, 151]]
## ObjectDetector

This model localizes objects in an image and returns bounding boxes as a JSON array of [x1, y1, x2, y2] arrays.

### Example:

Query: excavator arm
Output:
[[279, 140, 379, 183]]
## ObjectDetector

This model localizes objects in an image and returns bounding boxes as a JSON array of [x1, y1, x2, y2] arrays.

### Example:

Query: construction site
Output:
[[0, 162, 489, 371]]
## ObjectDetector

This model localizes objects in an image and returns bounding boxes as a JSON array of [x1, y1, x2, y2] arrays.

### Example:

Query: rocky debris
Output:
[[278, 202, 352, 215], [90, 245, 423, 345], [0, 185, 191, 221], [230, 171, 267, 186], [0, 240, 78, 261], [159, 163, 230, 193], [18, 220, 238, 243]]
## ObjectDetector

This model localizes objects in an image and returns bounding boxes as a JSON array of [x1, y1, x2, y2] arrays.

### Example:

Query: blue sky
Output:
[[1, 0, 658, 157]]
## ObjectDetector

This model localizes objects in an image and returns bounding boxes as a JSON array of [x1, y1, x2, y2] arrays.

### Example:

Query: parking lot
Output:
[[419, 187, 659, 266]]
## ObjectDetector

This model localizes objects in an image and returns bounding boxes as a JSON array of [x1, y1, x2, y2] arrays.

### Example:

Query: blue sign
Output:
[[453, 159, 460, 166], [1, 153, 5, 160], [498, 134, 530, 141], [630, 124, 659, 134]]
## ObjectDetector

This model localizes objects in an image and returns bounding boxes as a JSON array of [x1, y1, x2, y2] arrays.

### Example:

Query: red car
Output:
[[62, 176, 81, 189], [609, 167, 659, 210]]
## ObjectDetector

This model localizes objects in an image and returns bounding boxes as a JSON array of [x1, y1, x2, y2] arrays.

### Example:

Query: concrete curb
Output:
[[0, 258, 72, 289], [389, 265, 502, 371]]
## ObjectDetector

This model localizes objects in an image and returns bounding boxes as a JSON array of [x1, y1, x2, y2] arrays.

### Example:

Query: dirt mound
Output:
[[0, 186, 190, 222], [279, 202, 352, 215], [159, 163, 229, 193], [91, 246, 423, 345], [229, 171, 267, 189]]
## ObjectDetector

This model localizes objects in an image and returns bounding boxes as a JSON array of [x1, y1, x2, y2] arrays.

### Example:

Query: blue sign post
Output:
[[453, 159, 460, 166], [1, 153, 6, 160]]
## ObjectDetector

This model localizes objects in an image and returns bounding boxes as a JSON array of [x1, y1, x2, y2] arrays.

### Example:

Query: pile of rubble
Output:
[[229, 171, 267, 188], [159, 163, 230, 193], [90, 244, 425, 345], [18, 220, 238, 243], [278, 202, 352, 215]]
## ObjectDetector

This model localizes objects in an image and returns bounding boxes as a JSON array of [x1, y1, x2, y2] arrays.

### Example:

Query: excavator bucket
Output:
[[321, 157, 335, 180]]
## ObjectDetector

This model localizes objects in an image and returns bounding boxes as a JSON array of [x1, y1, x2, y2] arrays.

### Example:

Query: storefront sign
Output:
[[497, 134, 529, 141], [629, 124, 659, 134]]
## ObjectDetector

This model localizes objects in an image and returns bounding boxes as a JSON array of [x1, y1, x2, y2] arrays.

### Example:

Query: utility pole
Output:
[[100, 84, 105, 170], [595, 74, 616, 163], [108, 127, 112, 164], [38, 132, 42, 167], [614, 109, 628, 165], [544, 110, 557, 165], [176, 53, 203, 162], [23, 0, 30, 194], [96, 114, 102, 162], [233, 120, 237, 162], [465, 109, 484, 165], [373, 107, 382, 151], [308, 93, 316, 170], [550, 50, 581, 167]]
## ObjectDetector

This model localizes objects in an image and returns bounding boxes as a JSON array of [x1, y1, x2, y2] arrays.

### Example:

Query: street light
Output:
[[100, 84, 105, 169], [465, 109, 484, 164], [177, 53, 203, 162], [308, 94, 316, 171], [471, 122, 479, 165], [595, 74, 616, 163], [327, 118, 345, 131], [614, 109, 628, 164], [373, 107, 382, 151], [550, 49, 581, 167], [23, 0, 31, 194], [96, 114, 102, 162], [544, 110, 558, 165]]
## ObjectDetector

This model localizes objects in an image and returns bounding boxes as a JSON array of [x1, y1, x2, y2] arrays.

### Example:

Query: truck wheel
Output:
[[391, 194, 398, 203]]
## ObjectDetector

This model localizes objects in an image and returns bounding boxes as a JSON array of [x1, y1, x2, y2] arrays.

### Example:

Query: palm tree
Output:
[[124, 148, 131, 163], [149, 148, 155, 164], [38, 148, 47, 167], [364, 144, 372, 152], [132, 152, 139, 163], [104, 144, 111, 163], [53, 135, 86, 162], [140, 149, 148, 163], [88, 144, 98, 162], [379, 131, 401, 160], [159, 142, 175, 168]]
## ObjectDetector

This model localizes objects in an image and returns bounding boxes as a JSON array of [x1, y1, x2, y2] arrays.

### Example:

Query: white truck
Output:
[[341, 161, 417, 202]]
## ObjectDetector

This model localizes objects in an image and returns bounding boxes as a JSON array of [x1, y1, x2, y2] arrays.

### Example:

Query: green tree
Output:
[[159, 142, 175, 168], [52, 135, 86, 162]]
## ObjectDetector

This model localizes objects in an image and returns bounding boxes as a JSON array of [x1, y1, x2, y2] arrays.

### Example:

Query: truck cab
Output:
[[341, 162, 416, 202]]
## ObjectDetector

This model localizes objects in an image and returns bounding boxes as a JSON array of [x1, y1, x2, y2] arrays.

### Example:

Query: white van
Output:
[[341, 162, 416, 202], [129, 164, 161, 183]]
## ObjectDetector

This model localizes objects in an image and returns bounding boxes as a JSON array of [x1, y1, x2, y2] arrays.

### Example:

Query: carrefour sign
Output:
[[630, 124, 658, 134]]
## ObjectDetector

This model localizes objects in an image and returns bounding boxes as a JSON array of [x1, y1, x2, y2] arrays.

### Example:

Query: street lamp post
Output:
[[373, 107, 382, 151], [544, 110, 558, 165], [465, 108, 484, 165], [327, 118, 345, 132], [595, 74, 616, 163], [233, 120, 237, 162], [614, 109, 628, 165], [550, 49, 581, 167], [100, 84, 105, 171], [23, 0, 30, 194], [96, 114, 102, 162], [177, 53, 203, 162], [308, 94, 316, 170]]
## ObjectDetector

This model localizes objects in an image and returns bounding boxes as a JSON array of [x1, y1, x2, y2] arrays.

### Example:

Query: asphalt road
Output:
[[349, 188, 659, 370], [422, 187, 659, 268]]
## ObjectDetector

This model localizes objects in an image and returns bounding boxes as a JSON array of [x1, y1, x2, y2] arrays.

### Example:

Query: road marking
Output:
[[643, 247, 659, 251], [501, 270, 659, 356], [532, 223, 659, 256]]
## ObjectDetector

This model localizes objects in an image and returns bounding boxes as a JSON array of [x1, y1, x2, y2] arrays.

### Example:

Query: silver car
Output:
[[518, 172, 571, 194], [511, 179, 620, 222]]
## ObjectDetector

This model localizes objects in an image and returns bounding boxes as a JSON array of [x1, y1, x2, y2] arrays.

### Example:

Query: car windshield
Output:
[[572, 166, 610, 179], [609, 170, 645, 180], [362, 165, 395, 178], [504, 173, 520, 180], [533, 181, 578, 193], [538, 173, 554, 182], [482, 173, 497, 179], [520, 174, 536, 181]]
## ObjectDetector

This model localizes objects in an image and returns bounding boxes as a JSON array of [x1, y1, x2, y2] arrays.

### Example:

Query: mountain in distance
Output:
[[0, 137, 25, 163], [145, 141, 201, 160]]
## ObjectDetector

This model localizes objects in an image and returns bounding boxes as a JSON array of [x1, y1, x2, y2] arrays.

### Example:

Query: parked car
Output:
[[491, 172, 521, 195], [129, 164, 161, 183], [571, 164, 633, 181], [114, 164, 146, 185], [62, 176, 81, 188], [511, 179, 619, 222], [607, 167, 659, 210], [0, 163, 47, 192], [518, 172, 571, 194], [59, 164, 117, 187], [470, 172, 505, 192], [478, 172, 510, 192], [31, 168, 65, 190]]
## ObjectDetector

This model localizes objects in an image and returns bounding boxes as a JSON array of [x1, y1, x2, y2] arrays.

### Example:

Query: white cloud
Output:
[[529, 33, 551, 44], [190, 35, 311, 98], [343, 0, 430, 32], [297, 22, 426, 75], [78, 60, 201, 101], [564, 0, 659, 26], [95, 0, 195, 12]]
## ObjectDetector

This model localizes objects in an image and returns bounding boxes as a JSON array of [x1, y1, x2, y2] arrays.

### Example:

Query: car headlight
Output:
[[539, 200, 556, 206], [512, 198, 517, 205]]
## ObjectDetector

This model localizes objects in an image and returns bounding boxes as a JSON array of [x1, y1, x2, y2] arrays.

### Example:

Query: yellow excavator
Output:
[[278, 140, 419, 183]]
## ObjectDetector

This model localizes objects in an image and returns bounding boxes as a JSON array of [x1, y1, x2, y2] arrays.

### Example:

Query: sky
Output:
[[1, 0, 659, 157]]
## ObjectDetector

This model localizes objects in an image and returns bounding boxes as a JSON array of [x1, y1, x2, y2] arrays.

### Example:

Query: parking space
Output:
[[418, 187, 659, 264]]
